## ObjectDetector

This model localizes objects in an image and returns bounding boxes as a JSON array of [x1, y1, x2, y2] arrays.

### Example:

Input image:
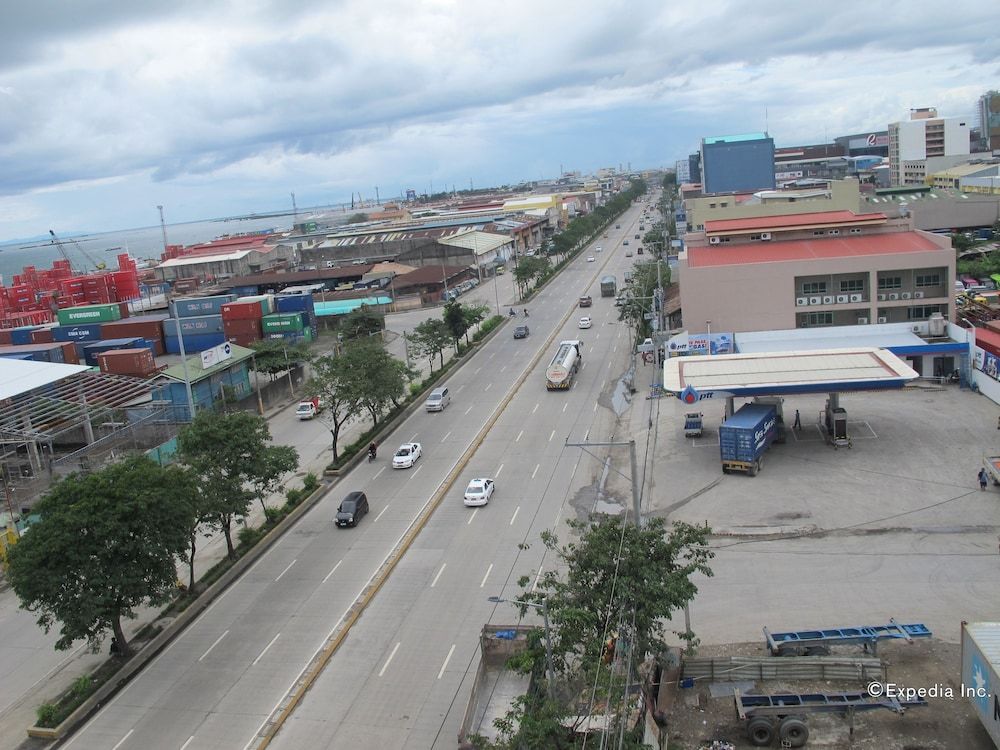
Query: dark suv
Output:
[[336, 491, 369, 528], [513, 324, 529, 339]]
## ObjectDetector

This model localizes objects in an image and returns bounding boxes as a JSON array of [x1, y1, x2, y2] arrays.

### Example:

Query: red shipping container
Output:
[[0, 329, 11, 345], [223, 318, 262, 336], [100, 319, 165, 356], [227, 333, 261, 347], [97, 348, 156, 377], [30, 328, 54, 344], [59, 342, 80, 365], [221, 301, 263, 321], [118, 301, 130, 319]]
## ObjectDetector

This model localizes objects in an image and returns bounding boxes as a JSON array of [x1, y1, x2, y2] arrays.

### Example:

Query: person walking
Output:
[[979, 467, 989, 491], [793, 409, 802, 430]]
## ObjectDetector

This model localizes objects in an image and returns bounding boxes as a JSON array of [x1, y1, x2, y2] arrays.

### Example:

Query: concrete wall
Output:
[[686, 179, 862, 230]]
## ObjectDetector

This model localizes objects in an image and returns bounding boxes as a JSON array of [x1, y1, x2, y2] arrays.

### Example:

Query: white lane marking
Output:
[[496, 463, 504, 477], [613, 345, 617, 353], [596, 333, 600, 340], [480, 563, 494, 588], [465, 406, 473, 415], [442, 431, 452, 442], [510, 506, 520, 525], [563, 403, 568, 413], [379, 642, 401, 677], [485, 383, 492, 392], [489, 351, 496, 359], [431, 563, 447, 588], [593, 402, 597, 412], [374, 506, 389, 523], [457, 384, 465, 392], [467, 508, 478, 525], [475, 367, 482, 374], [198, 630, 230, 662], [322, 560, 342, 583], [111, 730, 134, 750], [438, 644, 456, 679], [253, 633, 281, 666], [180, 737, 195, 750], [549, 430, 555, 442], [515, 430, 523, 442], [412, 465, 423, 478], [410, 433, 419, 441], [531, 464, 539, 479], [500, 366, 507, 373], [373, 466, 385, 480], [274, 559, 296, 582], [532, 403, 539, 414], [532, 565, 544, 592]]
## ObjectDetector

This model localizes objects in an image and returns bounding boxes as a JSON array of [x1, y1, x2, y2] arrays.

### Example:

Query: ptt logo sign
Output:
[[680, 386, 717, 403]]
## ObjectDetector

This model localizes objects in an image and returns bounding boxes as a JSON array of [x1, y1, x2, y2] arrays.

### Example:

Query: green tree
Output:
[[346, 212, 369, 224], [408, 317, 452, 369], [443, 300, 469, 349], [953, 232, 973, 253], [513, 256, 552, 296], [177, 411, 299, 560], [6, 456, 196, 657], [461, 303, 490, 344], [339, 305, 384, 340], [304, 353, 362, 461], [338, 339, 416, 426], [618, 260, 672, 341], [248, 339, 312, 380]]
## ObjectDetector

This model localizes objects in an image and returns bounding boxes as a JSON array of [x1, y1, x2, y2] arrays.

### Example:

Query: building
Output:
[[888, 109, 971, 186], [700, 133, 775, 194], [677, 210, 955, 335], [437, 230, 515, 272], [977, 91, 1000, 153], [675, 159, 691, 183], [926, 160, 1000, 189], [774, 143, 850, 183], [835, 131, 890, 158]]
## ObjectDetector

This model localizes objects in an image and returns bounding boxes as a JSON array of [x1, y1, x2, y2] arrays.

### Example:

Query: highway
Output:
[[62, 196, 657, 750]]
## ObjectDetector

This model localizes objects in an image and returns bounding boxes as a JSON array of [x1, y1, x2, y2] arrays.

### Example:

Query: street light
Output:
[[488, 595, 555, 702]]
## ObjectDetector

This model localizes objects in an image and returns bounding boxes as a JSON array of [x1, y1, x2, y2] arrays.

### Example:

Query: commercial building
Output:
[[888, 108, 971, 186], [700, 133, 775, 194], [774, 143, 850, 183], [677, 210, 955, 336], [926, 160, 1000, 190], [835, 131, 890, 158], [977, 91, 1000, 153]]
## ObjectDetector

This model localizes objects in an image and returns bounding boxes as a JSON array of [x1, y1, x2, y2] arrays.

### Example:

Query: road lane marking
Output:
[[438, 644, 456, 679], [374, 506, 389, 523], [199, 630, 231, 662], [563, 403, 568, 413], [495, 463, 504, 477], [480, 563, 494, 588], [373, 466, 385, 480], [457, 384, 465, 392], [465, 406, 473, 415], [431, 563, 447, 588], [510, 506, 520, 525], [549, 430, 555, 442], [532, 565, 543, 592], [593, 402, 597, 412], [467, 508, 478, 525], [515, 430, 523, 442], [253, 633, 281, 666], [111, 730, 134, 750], [596, 333, 600, 340], [485, 383, 492, 392], [412, 465, 423, 477], [274, 560, 296, 582], [180, 737, 195, 750], [410, 433, 419, 441], [322, 560, 342, 583], [442, 431, 452, 442], [475, 366, 482, 374], [531, 464, 539, 479], [489, 351, 496, 359], [613, 345, 617, 353], [379, 642, 401, 677], [532, 403, 539, 414], [500, 366, 507, 373]]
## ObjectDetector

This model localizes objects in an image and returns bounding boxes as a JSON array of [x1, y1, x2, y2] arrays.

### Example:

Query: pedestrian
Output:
[[793, 409, 802, 430], [979, 467, 989, 491]]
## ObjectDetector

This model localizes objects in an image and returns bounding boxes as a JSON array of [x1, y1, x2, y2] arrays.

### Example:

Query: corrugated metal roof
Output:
[[736, 324, 929, 353], [0, 359, 91, 401], [688, 232, 942, 267], [159, 343, 255, 383], [704, 210, 887, 233]]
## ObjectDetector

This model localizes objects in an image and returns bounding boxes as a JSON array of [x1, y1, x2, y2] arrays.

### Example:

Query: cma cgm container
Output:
[[57, 303, 122, 325], [169, 294, 237, 319], [719, 404, 778, 477], [962, 622, 1000, 747], [52, 323, 105, 344], [97, 348, 157, 377], [82, 337, 152, 367]]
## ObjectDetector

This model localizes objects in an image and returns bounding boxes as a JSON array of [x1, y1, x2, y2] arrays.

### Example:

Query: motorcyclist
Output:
[[523, 308, 529, 317], [368, 442, 377, 460], [509, 308, 516, 317]]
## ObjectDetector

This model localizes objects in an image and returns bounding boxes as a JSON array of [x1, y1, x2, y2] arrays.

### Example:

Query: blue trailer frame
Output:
[[764, 618, 932, 657]]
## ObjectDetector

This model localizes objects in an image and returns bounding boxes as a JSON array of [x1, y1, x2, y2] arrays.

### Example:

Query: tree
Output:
[[306, 352, 363, 461], [408, 317, 452, 369], [618, 260, 672, 341], [461, 303, 490, 344], [6, 456, 196, 657], [346, 212, 369, 224], [443, 300, 469, 349], [176, 411, 299, 560], [339, 305, 384, 340], [338, 339, 416, 426], [248, 339, 312, 379], [513, 256, 551, 296]]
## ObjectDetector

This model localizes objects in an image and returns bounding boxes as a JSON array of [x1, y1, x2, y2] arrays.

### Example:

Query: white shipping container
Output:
[[962, 621, 1000, 748]]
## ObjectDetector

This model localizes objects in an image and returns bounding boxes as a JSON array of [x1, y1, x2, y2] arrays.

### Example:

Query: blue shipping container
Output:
[[0, 352, 37, 361], [275, 294, 315, 314], [52, 324, 105, 343], [11, 326, 41, 345], [82, 337, 151, 366], [163, 332, 226, 354], [162, 314, 225, 337], [229, 285, 260, 297], [169, 295, 236, 319], [719, 404, 778, 465]]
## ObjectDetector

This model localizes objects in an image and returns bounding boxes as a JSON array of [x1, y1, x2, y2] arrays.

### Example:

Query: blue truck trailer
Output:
[[719, 403, 778, 476]]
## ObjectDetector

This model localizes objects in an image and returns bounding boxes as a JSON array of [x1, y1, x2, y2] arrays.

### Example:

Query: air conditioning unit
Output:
[[900, 292, 912, 300], [709, 236, 721, 245], [850, 293, 863, 303], [888, 293, 899, 301], [795, 297, 809, 307], [913, 291, 925, 299], [911, 324, 922, 333], [877, 293, 887, 301], [856, 317, 869, 325], [809, 296, 822, 305], [829, 229, 841, 235], [836, 294, 849, 304], [822, 295, 834, 305], [877, 316, 888, 323], [760, 232, 772, 241]]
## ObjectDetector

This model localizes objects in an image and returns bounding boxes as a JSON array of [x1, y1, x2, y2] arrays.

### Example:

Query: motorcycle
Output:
[[368, 447, 377, 462]]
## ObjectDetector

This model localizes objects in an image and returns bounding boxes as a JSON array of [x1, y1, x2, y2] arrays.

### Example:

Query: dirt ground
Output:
[[664, 638, 996, 749]]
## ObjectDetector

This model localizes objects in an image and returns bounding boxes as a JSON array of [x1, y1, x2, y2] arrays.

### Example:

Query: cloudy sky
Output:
[[1, 0, 998, 240]]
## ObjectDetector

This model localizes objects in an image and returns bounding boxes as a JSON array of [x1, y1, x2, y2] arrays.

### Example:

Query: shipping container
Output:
[[52, 323, 105, 343], [30, 327, 55, 344], [97, 348, 157, 377], [11, 326, 42, 345], [169, 294, 237, 319], [57, 303, 123, 325], [962, 622, 1000, 747], [0, 329, 12, 346], [719, 404, 778, 476], [261, 312, 306, 333], [275, 293, 315, 314], [0, 352, 36, 361], [221, 300, 265, 321], [59, 341, 80, 365], [236, 294, 274, 315], [163, 332, 226, 354], [229, 285, 261, 297], [223, 317, 262, 336], [82, 337, 152, 366], [162, 314, 225, 337], [101, 315, 169, 356], [0, 342, 66, 363]]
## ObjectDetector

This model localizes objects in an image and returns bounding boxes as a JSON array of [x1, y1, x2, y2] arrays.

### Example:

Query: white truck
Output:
[[962, 621, 1000, 746], [295, 396, 324, 419], [545, 340, 582, 390]]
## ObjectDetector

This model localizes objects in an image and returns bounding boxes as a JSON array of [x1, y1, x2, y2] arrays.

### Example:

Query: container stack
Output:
[[221, 299, 267, 347], [100, 313, 171, 356], [261, 312, 312, 344], [162, 314, 226, 354], [96, 348, 158, 378], [0, 342, 79, 364], [275, 293, 319, 341], [82, 337, 154, 367]]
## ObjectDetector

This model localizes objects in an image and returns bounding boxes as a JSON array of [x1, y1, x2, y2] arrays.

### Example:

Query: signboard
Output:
[[849, 133, 889, 150], [667, 331, 733, 355], [976, 348, 1000, 382], [200, 342, 233, 370]]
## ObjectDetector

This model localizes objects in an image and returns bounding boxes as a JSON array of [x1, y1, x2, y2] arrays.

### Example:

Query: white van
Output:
[[425, 386, 451, 412]]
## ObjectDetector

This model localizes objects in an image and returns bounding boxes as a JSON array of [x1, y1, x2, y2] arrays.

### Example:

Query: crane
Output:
[[49, 229, 106, 272]]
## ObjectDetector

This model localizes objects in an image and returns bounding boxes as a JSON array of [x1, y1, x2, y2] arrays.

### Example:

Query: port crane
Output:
[[48, 229, 106, 272]]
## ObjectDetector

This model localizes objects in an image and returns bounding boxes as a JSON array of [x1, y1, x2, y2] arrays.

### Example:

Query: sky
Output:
[[1, 0, 999, 241]]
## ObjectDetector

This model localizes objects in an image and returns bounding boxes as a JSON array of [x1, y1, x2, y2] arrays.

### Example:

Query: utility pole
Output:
[[156, 205, 169, 254], [564, 438, 642, 527], [290, 192, 298, 221], [375, 186, 380, 205]]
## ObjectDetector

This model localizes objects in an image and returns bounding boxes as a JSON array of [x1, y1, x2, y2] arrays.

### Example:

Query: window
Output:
[[908, 305, 943, 320], [812, 230, 825, 236], [840, 279, 864, 293], [750, 233, 761, 240], [802, 282, 827, 295], [806, 312, 833, 326], [849, 228, 862, 234], [915, 274, 941, 287], [878, 276, 902, 290]]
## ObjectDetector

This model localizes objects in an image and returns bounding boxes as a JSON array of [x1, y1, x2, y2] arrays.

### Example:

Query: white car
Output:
[[463, 478, 495, 507], [586, 256, 596, 262], [578, 316, 592, 329], [392, 442, 422, 469], [595, 246, 603, 252]]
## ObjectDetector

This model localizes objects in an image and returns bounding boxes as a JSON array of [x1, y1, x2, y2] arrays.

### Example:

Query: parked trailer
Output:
[[735, 687, 927, 748], [719, 404, 778, 476], [764, 619, 931, 657], [684, 412, 703, 437], [983, 455, 1000, 486], [962, 621, 1000, 747], [545, 340, 582, 390]]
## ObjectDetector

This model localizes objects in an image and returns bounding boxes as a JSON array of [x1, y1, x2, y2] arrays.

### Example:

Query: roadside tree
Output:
[[6, 456, 196, 657], [443, 300, 470, 349], [304, 353, 363, 461], [339, 339, 416, 426], [339, 305, 384, 340], [408, 317, 452, 370], [248, 339, 312, 380], [461, 303, 490, 344]]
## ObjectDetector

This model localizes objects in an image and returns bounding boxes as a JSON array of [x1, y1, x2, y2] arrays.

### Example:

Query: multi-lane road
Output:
[[62, 196, 657, 750]]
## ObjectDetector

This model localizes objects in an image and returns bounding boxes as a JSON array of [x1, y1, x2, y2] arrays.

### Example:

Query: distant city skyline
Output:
[[1, 1, 998, 241]]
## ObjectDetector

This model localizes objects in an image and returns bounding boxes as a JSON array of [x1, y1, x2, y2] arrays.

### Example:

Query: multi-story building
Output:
[[675, 159, 691, 184], [677, 210, 955, 336], [700, 133, 775, 194], [774, 143, 850, 183], [835, 131, 890, 158], [977, 91, 1000, 153], [888, 108, 971, 186]]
